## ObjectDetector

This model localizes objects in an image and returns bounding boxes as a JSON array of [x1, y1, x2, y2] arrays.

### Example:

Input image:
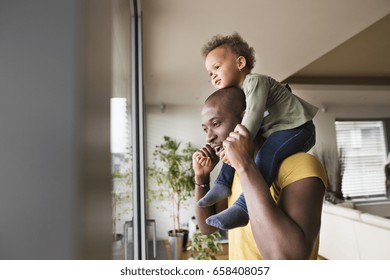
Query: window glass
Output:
[[335, 120, 387, 198]]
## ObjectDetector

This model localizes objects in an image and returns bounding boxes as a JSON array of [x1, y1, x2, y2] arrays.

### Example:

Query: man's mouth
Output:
[[210, 143, 223, 156]]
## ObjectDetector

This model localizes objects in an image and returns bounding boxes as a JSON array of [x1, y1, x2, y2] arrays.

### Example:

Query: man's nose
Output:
[[206, 130, 216, 143]]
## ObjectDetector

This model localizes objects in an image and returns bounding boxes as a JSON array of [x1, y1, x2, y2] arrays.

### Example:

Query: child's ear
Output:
[[236, 56, 246, 70]]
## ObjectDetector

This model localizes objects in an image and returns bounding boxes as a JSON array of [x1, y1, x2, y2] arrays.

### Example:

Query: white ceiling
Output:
[[142, 0, 390, 106], [284, 14, 390, 84]]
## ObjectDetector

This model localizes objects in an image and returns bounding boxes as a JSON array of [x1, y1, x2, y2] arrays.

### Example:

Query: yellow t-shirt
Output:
[[228, 152, 328, 260]]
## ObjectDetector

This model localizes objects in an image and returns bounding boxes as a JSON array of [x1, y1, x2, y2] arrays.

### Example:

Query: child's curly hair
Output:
[[201, 32, 256, 71]]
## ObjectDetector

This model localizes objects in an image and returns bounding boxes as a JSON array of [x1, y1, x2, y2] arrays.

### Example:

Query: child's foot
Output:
[[205, 205, 249, 230], [197, 184, 231, 207]]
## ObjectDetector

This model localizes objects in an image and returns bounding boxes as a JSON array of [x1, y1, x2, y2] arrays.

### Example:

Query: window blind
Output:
[[335, 120, 387, 198]]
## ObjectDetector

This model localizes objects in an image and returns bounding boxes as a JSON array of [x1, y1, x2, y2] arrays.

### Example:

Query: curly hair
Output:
[[201, 32, 256, 71]]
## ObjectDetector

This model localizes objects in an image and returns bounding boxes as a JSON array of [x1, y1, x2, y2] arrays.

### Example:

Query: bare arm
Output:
[[223, 124, 325, 259], [192, 144, 227, 234]]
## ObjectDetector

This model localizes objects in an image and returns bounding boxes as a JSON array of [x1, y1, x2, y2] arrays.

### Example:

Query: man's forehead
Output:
[[201, 104, 224, 124]]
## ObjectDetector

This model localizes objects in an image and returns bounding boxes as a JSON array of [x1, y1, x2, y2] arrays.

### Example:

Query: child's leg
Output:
[[256, 120, 316, 186], [206, 193, 248, 230], [197, 163, 235, 207], [206, 121, 316, 230]]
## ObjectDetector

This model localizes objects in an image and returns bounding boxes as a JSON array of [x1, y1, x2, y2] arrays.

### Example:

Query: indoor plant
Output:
[[188, 228, 222, 260], [148, 136, 196, 259]]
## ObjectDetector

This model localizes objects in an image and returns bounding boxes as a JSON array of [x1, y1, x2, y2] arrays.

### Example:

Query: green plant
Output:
[[189, 229, 222, 260], [148, 136, 196, 236]]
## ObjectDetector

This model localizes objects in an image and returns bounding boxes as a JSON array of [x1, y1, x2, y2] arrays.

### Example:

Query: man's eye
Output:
[[203, 128, 208, 133], [213, 122, 220, 127]]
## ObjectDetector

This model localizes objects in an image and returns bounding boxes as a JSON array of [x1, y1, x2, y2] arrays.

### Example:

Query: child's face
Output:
[[205, 47, 243, 89]]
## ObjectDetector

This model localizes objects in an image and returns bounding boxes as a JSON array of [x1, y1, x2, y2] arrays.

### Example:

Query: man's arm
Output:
[[223, 124, 325, 259], [195, 181, 227, 234], [193, 144, 227, 234]]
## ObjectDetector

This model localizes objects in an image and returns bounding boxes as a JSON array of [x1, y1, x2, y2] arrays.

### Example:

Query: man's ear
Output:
[[236, 56, 246, 71]]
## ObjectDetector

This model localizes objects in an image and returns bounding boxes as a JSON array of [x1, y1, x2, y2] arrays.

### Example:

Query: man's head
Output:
[[201, 87, 246, 147]]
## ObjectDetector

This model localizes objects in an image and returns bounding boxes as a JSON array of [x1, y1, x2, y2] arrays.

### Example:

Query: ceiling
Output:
[[284, 13, 390, 107], [284, 14, 390, 85], [142, 1, 390, 106]]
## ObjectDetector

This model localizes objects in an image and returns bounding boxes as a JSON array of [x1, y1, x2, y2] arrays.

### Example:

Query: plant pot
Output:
[[180, 229, 189, 250], [169, 229, 189, 250], [168, 230, 184, 260]]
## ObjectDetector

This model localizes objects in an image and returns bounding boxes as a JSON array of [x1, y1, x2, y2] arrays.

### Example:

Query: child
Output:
[[197, 32, 318, 230]]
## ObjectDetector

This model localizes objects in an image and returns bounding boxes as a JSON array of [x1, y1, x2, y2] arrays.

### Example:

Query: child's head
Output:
[[201, 32, 256, 89]]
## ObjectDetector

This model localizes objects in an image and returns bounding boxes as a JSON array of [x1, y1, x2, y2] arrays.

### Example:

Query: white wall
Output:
[[145, 86, 390, 240]]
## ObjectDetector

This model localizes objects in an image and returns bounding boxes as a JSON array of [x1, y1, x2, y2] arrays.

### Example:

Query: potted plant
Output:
[[148, 136, 196, 259], [188, 228, 223, 260]]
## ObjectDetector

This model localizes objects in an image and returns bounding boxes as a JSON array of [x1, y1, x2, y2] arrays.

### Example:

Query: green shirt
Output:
[[241, 73, 318, 138]]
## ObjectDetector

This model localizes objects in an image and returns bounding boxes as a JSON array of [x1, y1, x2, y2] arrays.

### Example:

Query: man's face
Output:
[[201, 100, 241, 149]]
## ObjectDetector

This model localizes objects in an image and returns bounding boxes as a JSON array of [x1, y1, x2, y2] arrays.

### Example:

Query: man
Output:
[[193, 87, 327, 259]]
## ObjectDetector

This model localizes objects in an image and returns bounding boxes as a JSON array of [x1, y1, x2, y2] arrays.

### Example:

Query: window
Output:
[[335, 120, 388, 198]]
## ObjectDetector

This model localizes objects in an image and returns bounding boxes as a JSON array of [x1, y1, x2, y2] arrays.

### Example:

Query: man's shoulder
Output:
[[282, 152, 319, 164], [277, 152, 327, 187], [280, 152, 324, 173]]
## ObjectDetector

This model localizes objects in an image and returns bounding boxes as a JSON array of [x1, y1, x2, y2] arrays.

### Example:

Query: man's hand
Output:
[[222, 124, 255, 171], [192, 144, 220, 177]]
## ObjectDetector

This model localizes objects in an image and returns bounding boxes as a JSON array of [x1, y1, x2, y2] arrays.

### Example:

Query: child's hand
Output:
[[222, 124, 254, 170]]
